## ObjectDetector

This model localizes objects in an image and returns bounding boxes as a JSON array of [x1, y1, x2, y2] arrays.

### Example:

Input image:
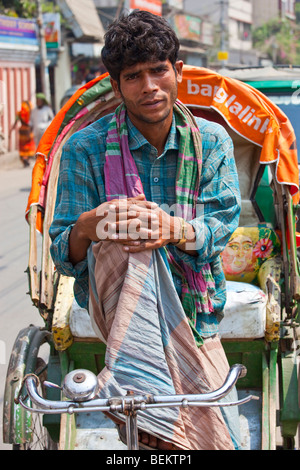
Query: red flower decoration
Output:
[[253, 238, 273, 258]]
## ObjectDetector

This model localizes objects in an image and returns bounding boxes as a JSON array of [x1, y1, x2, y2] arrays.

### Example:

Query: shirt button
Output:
[[153, 177, 159, 183]]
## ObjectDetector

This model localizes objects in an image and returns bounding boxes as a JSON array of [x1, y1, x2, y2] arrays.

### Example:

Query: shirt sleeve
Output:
[[174, 121, 241, 272], [49, 132, 102, 280]]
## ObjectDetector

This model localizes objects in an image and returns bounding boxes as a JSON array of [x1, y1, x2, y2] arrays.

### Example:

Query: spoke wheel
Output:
[[3, 326, 58, 451], [16, 358, 57, 451]]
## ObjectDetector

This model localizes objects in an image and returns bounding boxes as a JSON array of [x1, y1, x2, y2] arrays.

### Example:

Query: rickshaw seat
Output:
[[219, 226, 281, 342]]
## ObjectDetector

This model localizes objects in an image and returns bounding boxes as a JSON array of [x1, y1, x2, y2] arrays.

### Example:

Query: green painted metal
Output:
[[261, 351, 270, 449], [269, 344, 278, 450], [223, 340, 281, 450], [255, 167, 277, 227], [60, 75, 112, 134], [62, 413, 77, 450], [222, 340, 267, 389], [245, 80, 299, 94], [58, 356, 78, 450], [65, 341, 106, 375], [43, 349, 62, 443], [280, 351, 300, 442]]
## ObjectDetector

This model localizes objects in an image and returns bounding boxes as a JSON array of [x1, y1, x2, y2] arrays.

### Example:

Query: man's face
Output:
[[111, 60, 183, 132], [36, 98, 44, 109]]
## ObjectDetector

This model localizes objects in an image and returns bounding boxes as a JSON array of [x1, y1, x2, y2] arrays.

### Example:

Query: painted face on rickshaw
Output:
[[110, 60, 183, 131], [222, 235, 255, 275]]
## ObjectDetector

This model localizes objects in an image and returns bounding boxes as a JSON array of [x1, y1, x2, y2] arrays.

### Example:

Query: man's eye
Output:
[[126, 75, 136, 80]]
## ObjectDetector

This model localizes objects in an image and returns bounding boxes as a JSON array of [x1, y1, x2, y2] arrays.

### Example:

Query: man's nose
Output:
[[141, 74, 158, 93]]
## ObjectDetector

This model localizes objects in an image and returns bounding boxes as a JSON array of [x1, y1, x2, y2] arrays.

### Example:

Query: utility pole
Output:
[[115, 0, 125, 18], [219, 0, 227, 67], [220, 0, 225, 52], [36, 0, 51, 103]]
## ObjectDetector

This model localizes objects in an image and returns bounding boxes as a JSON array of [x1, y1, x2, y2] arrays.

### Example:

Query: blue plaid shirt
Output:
[[50, 113, 241, 338]]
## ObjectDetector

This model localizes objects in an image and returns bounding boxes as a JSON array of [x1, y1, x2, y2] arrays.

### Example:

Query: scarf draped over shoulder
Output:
[[104, 100, 215, 346]]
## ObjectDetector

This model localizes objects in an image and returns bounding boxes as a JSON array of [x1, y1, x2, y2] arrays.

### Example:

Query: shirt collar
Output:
[[127, 112, 179, 154]]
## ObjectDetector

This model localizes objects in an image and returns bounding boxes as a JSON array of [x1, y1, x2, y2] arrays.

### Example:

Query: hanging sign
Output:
[[43, 12, 61, 49], [0, 15, 38, 46]]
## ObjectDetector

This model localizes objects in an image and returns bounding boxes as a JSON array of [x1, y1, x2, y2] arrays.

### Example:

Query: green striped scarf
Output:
[[104, 100, 215, 346]]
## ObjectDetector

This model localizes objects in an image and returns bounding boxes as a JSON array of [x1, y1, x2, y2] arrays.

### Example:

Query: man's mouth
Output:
[[141, 99, 163, 108]]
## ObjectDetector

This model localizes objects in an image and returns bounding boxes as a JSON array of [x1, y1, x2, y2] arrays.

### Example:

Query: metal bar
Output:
[[261, 351, 270, 450], [19, 394, 256, 415], [144, 396, 258, 409], [126, 413, 139, 451], [151, 364, 247, 404], [19, 364, 251, 415]]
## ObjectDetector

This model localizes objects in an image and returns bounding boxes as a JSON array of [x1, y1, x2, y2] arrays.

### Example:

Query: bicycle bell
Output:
[[62, 369, 100, 402]]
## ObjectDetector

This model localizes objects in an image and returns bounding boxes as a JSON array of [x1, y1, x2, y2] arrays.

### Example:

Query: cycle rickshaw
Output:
[[3, 66, 300, 450]]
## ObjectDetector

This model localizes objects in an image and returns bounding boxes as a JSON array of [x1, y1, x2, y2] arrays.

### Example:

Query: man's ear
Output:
[[175, 60, 183, 84], [110, 78, 122, 98]]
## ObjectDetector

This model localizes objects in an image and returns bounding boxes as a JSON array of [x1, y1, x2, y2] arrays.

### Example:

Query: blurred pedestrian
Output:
[[85, 66, 102, 83], [31, 93, 54, 146], [10, 100, 36, 167]]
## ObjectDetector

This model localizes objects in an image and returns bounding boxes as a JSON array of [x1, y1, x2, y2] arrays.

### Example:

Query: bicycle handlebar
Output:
[[18, 363, 258, 416]]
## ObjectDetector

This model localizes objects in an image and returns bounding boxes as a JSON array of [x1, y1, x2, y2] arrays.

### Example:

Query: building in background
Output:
[[0, 0, 105, 154], [0, 15, 39, 154], [2, 0, 298, 156], [252, 0, 296, 28], [43, 0, 213, 112], [95, 0, 213, 67], [279, 0, 296, 20], [56, 0, 105, 104], [184, 0, 258, 68], [164, 0, 213, 67], [35, 10, 71, 115], [252, 0, 281, 28], [251, 0, 298, 66]]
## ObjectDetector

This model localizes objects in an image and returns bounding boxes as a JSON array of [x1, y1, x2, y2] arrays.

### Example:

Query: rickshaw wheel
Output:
[[3, 325, 57, 450], [13, 357, 57, 451]]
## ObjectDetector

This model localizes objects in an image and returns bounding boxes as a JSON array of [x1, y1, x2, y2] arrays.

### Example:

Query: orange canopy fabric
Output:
[[178, 66, 299, 198], [26, 66, 299, 234]]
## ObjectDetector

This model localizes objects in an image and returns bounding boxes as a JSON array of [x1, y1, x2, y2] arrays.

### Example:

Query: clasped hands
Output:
[[70, 194, 197, 265], [94, 194, 181, 253]]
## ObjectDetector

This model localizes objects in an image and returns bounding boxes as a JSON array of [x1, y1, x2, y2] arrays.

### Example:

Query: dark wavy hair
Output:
[[101, 10, 180, 82]]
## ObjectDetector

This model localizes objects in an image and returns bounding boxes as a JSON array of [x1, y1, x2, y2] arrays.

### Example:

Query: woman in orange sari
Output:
[[11, 101, 36, 167]]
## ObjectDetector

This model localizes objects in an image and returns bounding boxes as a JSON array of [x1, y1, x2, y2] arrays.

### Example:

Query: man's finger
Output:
[[122, 239, 162, 252]]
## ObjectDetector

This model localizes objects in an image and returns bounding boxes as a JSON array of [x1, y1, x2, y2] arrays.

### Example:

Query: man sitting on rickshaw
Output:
[[49, 10, 241, 450]]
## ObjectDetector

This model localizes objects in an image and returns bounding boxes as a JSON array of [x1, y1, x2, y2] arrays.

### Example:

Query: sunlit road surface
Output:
[[0, 165, 44, 449]]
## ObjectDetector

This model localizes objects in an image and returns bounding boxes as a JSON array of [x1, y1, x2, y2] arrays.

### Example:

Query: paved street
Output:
[[0, 160, 44, 449]]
